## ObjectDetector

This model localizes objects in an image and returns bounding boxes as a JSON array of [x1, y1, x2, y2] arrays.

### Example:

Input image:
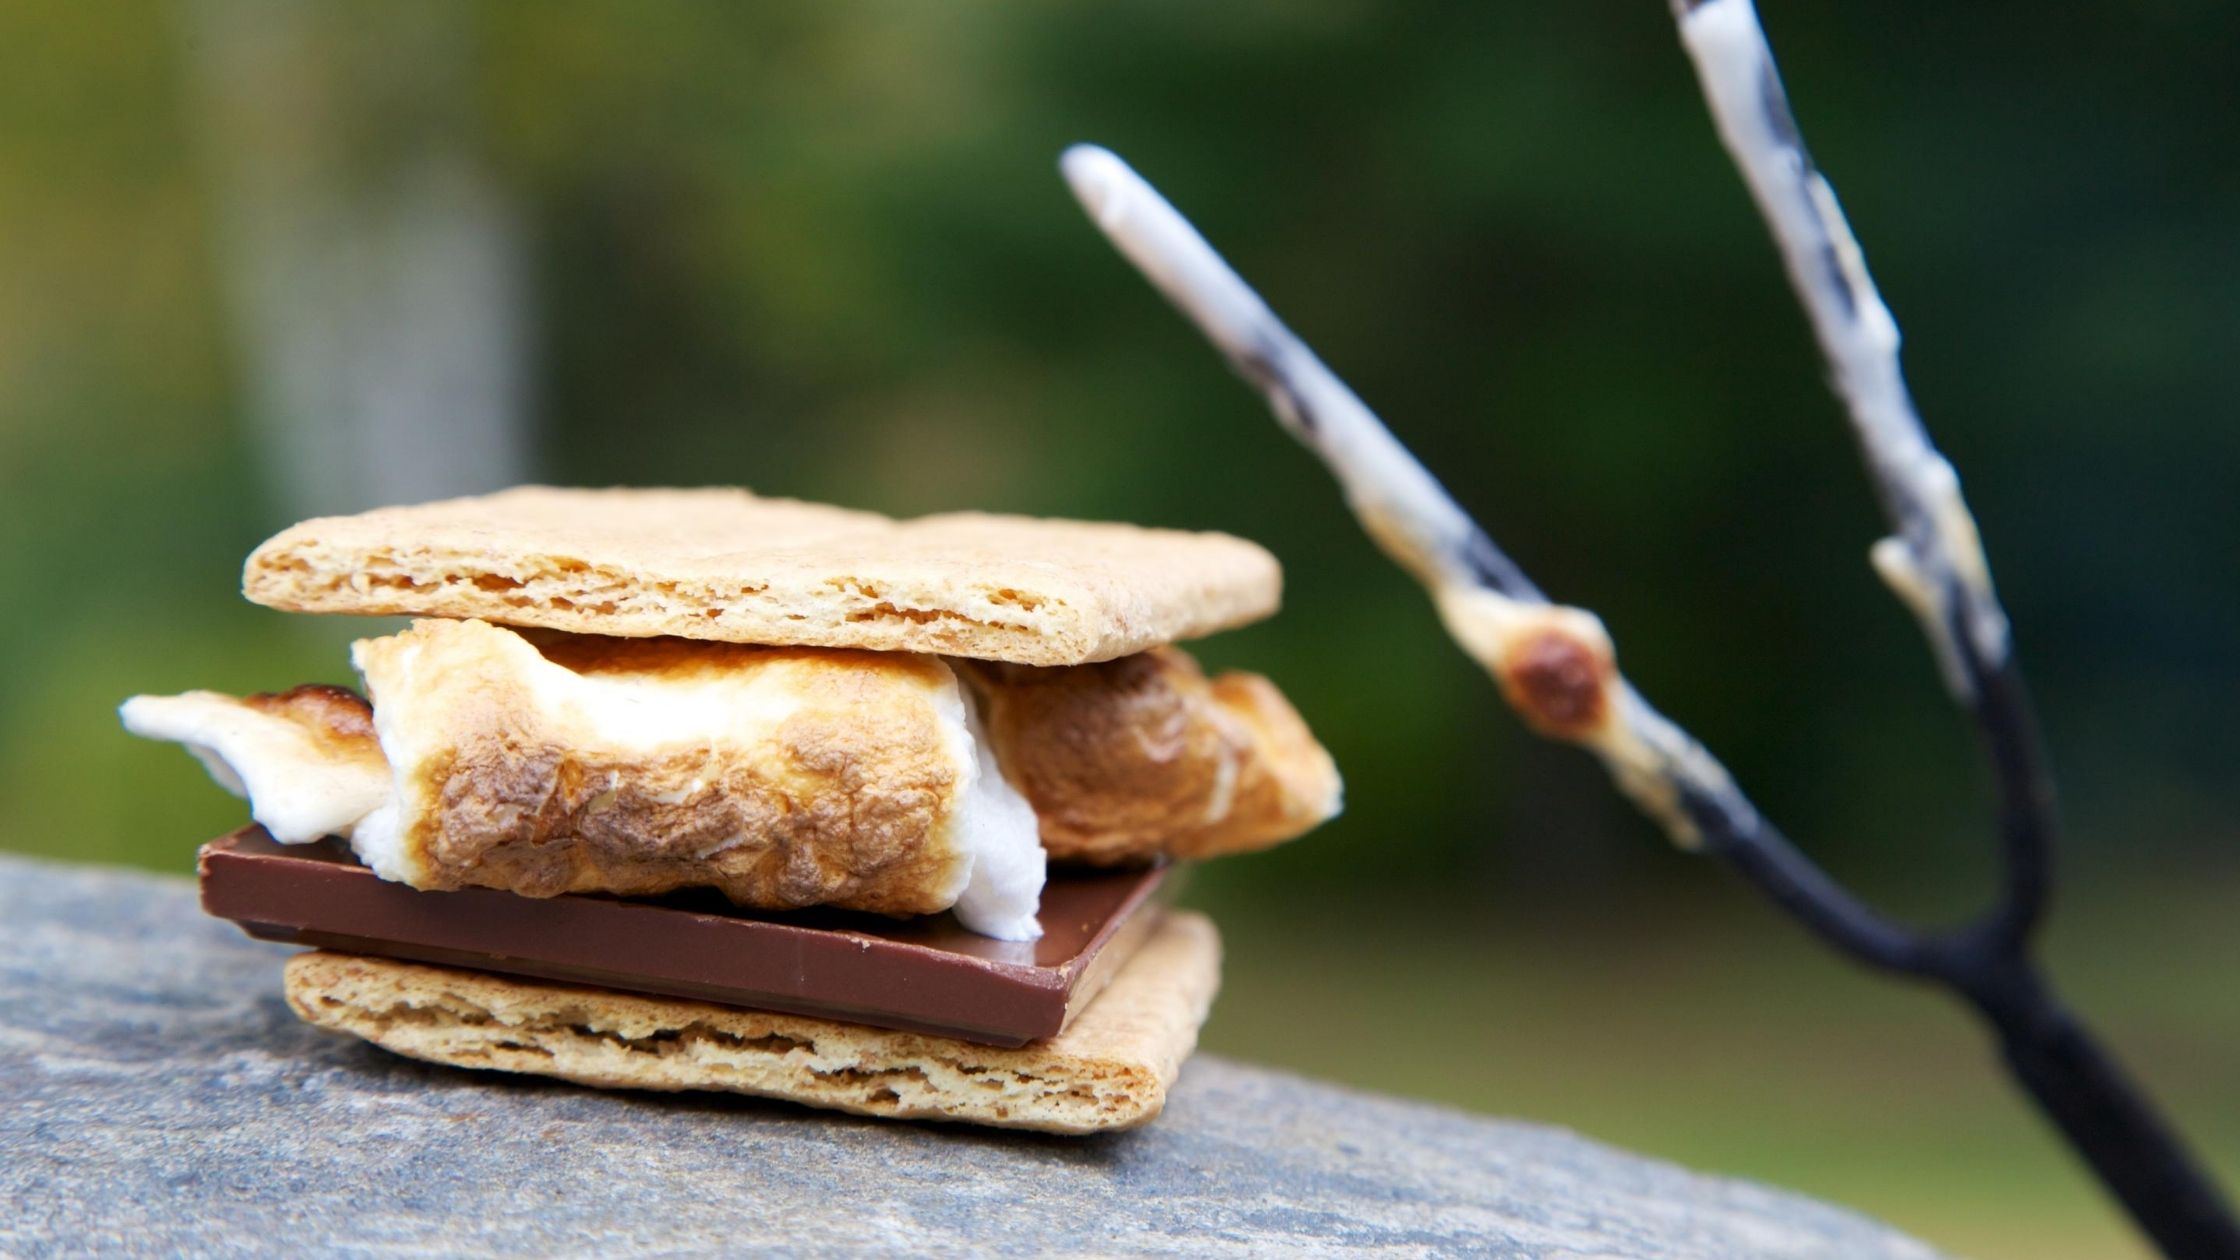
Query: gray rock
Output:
[[0, 853, 1940, 1259]]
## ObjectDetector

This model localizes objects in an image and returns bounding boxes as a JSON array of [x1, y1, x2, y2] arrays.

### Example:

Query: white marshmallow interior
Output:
[[937, 676, 1047, 942], [118, 692, 391, 847]]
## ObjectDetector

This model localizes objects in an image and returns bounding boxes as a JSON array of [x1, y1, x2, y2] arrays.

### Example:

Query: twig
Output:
[[1061, 142, 1911, 958], [1059, 23, 2240, 1246], [1667, 0, 2052, 946]]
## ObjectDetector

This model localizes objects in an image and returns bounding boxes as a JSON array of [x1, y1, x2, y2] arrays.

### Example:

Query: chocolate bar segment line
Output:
[[198, 828, 1169, 1048]]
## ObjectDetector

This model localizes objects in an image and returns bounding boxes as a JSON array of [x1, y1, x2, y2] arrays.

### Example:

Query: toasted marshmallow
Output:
[[964, 648, 1342, 865], [124, 625, 1342, 939], [119, 686, 390, 846], [126, 621, 1047, 940]]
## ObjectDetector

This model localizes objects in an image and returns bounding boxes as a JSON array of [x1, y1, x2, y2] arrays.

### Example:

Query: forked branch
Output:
[[1060, 3, 2238, 1252], [1669, 0, 2052, 948]]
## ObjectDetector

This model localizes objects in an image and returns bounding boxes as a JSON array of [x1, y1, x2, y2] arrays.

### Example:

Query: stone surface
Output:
[[0, 853, 1941, 1258]]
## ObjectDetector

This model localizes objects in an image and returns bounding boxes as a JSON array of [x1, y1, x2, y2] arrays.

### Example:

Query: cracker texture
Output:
[[244, 486, 1280, 666], [283, 912, 1221, 1134]]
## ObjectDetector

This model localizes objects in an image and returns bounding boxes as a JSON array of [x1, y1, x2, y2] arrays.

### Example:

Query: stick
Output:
[[1667, 0, 2050, 944], [1061, 113, 2237, 1257]]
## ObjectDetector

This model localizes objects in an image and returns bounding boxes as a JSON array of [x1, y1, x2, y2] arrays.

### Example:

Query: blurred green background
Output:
[[4, 2, 2236, 1255]]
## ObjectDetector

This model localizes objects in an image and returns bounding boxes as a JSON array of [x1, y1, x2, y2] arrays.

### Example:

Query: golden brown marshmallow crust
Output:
[[241, 683, 380, 753], [965, 647, 1342, 864], [353, 619, 983, 916]]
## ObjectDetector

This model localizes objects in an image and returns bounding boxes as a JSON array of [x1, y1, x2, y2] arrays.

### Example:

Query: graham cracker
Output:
[[283, 911, 1221, 1134], [244, 487, 1280, 666]]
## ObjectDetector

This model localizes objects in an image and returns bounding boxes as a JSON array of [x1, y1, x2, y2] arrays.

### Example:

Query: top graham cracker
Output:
[[242, 487, 1282, 666]]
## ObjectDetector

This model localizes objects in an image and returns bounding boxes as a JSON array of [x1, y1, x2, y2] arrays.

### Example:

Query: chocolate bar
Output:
[[199, 828, 1171, 1047]]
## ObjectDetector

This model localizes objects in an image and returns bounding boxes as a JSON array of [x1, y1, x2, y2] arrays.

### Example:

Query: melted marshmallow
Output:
[[118, 692, 390, 846]]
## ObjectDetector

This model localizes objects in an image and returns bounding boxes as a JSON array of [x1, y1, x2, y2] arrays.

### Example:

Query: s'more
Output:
[[123, 486, 1341, 1133]]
